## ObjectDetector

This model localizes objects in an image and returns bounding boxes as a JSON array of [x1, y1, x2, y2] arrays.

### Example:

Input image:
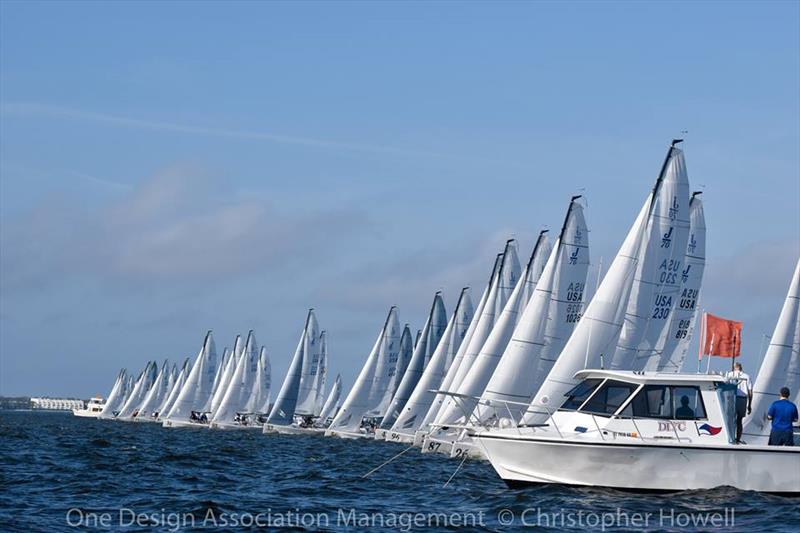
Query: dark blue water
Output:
[[1, 411, 797, 532]]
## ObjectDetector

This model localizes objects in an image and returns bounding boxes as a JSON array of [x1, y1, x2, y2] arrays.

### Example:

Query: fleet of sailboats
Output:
[[85, 141, 799, 493]]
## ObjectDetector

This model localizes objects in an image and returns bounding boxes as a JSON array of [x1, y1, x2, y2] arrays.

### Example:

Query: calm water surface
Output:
[[1, 411, 798, 532]]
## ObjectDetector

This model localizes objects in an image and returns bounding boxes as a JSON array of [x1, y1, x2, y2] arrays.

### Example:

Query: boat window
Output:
[[579, 380, 638, 415], [672, 386, 707, 419], [560, 379, 603, 411], [627, 385, 707, 419]]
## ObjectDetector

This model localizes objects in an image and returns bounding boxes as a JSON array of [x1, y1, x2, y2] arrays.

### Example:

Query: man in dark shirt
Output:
[[767, 387, 798, 446]]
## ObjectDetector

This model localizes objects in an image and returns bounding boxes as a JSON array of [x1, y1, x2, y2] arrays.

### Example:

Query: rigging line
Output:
[[443, 452, 469, 488], [361, 444, 415, 479]]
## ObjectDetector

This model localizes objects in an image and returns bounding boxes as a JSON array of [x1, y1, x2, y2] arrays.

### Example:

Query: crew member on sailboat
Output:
[[767, 387, 798, 446]]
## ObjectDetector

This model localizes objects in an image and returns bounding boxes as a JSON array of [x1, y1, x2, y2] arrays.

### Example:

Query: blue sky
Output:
[[1, 1, 798, 397]]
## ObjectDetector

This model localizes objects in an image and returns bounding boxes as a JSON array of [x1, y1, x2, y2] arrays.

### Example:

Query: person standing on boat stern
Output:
[[767, 387, 798, 446], [725, 362, 752, 443]]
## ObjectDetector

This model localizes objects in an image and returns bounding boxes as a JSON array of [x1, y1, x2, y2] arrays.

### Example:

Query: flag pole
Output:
[[697, 310, 705, 373]]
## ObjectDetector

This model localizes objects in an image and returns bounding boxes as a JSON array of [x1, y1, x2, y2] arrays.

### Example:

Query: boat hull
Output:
[[162, 418, 209, 429], [476, 433, 800, 494], [72, 410, 101, 418]]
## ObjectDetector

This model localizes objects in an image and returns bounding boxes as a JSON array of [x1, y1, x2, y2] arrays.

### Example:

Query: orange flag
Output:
[[700, 312, 742, 358]]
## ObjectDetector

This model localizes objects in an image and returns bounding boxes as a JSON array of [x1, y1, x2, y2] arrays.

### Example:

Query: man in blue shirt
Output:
[[767, 387, 798, 446]]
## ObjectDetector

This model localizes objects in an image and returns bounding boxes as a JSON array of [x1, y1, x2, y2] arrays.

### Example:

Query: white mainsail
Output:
[[380, 292, 448, 429], [212, 330, 260, 426], [481, 197, 590, 424], [526, 141, 690, 424], [135, 360, 171, 419], [613, 145, 691, 370], [294, 316, 323, 416], [267, 309, 317, 425], [439, 232, 551, 426], [432, 239, 522, 427], [118, 361, 158, 419], [744, 259, 800, 443], [208, 337, 242, 414], [98, 369, 128, 419], [391, 288, 474, 435], [317, 373, 342, 426], [422, 256, 499, 430], [245, 346, 272, 415], [328, 307, 401, 434], [646, 191, 707, 372], [163, 331, 218, 423], [157, 359, 189, 419], [375, 323, 417, 423]]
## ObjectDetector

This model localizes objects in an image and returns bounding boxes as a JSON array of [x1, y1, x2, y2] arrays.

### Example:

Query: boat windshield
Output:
[[578, 380, 639, 416], [560, 379, 603, 411]]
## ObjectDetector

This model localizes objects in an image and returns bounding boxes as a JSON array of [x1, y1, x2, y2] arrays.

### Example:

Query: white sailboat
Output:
[[436, 232, 551, 429], [133, 360, 172, 422], [326, 306, 402, 438], [156, 358, 190, 421], [423, 240, 523, 452], [295, 327, 325, 417], [243, 346, 272, 425], [377, 292, 448, 437], [420, 256, 500, 437], [264, 309, 319, 431], [98, 369, 128, 419], [744, 258, 800, 443], [478, 197, 590, 426], [162, 331, 219, 428], [117, 361, 158, 420], [525, 141, 691, 426], [208, 336, 243, 415], [387, 288, 475, 443], [210, 330, 260, 429]]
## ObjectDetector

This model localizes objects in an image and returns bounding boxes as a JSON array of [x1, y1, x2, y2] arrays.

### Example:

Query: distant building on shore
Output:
[[30, 397, 84, 410]]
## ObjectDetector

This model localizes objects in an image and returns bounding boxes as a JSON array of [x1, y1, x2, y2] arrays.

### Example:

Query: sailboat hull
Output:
[[476, 433, 800, 494], [162, 419, 209, 429]]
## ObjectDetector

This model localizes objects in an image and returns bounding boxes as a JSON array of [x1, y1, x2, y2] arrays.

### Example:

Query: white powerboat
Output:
[[72, 396, 105, 418], [474, 370, 800, 494]]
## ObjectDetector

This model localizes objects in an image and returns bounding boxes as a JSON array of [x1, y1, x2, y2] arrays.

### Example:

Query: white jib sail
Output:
[[136, 360, 171, 419], [328, 306, 400, 433], [164, 331, 218, 421], [157, 359, 189, 418], [646, 192, 707, 372], [380, 292, 448, 429], [208, 337, 242, 414], [98, 369, 128, 419], [613, 145, 692, 370], [212, 330, 259, 425], [267, 309, 316, 425], [433, 239, 522, 427], [317, 373, 342, 425], [744, 258, 800, 443], [481, 197, 590, 424], [293, 313, 323, 416], [441, 232, 552, 426], [391, 288, 474, 434], [422, 255, 499, 430]]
